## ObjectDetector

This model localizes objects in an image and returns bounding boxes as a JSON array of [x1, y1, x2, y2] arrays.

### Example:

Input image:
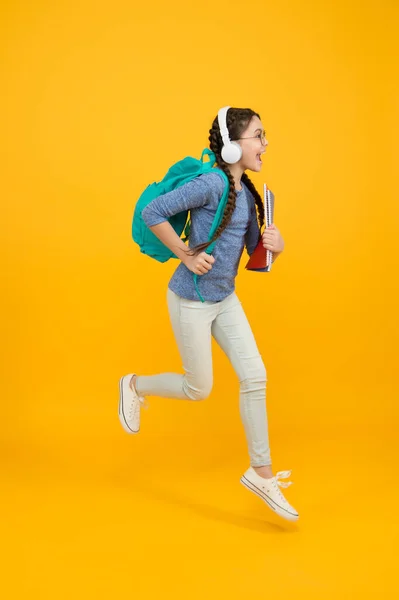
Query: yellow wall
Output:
[[2, 0, 398, 440], [2, 1, 399, 598]]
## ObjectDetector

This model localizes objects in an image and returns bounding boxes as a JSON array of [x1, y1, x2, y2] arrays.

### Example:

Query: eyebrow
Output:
[[253, 128, 265, 134]]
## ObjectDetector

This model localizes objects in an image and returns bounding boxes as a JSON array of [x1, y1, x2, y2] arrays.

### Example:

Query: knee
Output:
[[240, 361, 267, 391], [184, 379, 213, 401]]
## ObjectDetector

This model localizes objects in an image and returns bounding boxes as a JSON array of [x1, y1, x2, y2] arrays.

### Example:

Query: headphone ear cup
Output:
[[221, 141, 242, 164]]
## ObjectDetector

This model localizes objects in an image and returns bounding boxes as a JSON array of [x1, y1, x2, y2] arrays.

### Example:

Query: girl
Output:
[[119, 106, 299, 522]]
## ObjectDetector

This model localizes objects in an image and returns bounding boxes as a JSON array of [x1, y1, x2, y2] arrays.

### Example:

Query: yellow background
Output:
[[2, 0, 398, 598]]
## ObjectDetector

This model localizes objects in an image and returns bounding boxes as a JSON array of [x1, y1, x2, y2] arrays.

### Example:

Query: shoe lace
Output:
[[128, 395, 149, 418], [140, 397, 149, 410], [275, 470, 293, 489], [270, 471, 294, 502]]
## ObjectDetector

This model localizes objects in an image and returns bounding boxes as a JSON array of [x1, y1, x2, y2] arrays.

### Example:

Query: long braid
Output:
[[188, 126, 237, 255], [241, 173, 265, 229], [189, 107, 263, 255]]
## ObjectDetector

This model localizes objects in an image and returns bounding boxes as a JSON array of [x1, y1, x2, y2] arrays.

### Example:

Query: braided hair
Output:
[[189, 107, 265, 256]]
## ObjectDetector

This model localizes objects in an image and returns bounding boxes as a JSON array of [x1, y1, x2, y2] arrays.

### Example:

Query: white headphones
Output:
[[217, 106, 242, 164]]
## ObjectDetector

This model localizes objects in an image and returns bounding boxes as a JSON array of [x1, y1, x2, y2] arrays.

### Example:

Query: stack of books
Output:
[[245, 183, 275, 272]]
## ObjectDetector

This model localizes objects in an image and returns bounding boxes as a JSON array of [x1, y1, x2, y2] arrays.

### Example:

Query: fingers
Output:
[[262, 226, 282, 252], [263, 237, 274, 245], [196, 263, 209, 274], [201, 253, 215, 265], [194, 252, 215, 274], [262, 235, 275, 249], [195, 265, 210, 275]]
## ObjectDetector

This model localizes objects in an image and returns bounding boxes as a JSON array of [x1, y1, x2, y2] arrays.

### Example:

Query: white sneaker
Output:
[[118, 374, 148, 434], [240, 467, 299, 522]]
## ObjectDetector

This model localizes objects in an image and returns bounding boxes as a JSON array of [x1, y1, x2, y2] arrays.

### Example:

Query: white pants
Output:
[[135, 288, 271, 467]]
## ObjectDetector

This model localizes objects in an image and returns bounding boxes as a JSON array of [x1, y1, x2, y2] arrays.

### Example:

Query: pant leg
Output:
[[211, 292, 271, 467], [136, 288, 218, 401]]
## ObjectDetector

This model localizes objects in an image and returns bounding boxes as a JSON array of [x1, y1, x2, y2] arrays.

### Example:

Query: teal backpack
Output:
[[132, 148, 230, 302]]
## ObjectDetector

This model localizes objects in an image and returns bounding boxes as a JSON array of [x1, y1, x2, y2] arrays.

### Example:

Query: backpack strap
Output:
[[200, 148, 216, 168], [181, 149, 217, 243], [193, 166, 230, 302]]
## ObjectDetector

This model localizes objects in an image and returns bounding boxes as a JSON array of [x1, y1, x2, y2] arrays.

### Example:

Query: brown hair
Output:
[[189, 107, 265, 256]]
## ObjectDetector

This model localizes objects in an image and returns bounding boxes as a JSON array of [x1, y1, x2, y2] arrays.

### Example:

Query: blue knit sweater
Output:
[[141, 171, 261, 302]]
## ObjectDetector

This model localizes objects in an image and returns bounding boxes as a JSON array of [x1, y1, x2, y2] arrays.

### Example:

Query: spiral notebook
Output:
[[245, 183, 275, 272]]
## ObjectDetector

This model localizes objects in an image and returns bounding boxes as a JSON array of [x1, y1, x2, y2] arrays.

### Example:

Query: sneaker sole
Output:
[[118, 376, 139, 434], [240, 475, 299, 522]]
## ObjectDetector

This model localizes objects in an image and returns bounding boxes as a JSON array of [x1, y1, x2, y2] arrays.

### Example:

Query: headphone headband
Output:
[[218, 106, 231, 143], [217, 105, 242, 164]]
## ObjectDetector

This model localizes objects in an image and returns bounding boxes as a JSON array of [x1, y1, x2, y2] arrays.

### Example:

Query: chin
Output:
[[244, 164, 262, 173]]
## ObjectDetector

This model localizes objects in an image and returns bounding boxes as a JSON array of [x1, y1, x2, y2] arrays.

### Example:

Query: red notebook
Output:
[[245, 184, 275, 272]]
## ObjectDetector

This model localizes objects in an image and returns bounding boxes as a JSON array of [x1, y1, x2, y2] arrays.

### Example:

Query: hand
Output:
[[184, 251, 216, 275], [262, 224, 285, 253]]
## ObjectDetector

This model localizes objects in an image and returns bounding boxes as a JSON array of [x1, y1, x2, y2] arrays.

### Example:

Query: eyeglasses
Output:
[[235, 132, 268, 146]]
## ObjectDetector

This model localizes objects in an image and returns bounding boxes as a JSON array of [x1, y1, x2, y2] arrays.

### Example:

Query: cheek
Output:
[[240, 143, 257, 163]]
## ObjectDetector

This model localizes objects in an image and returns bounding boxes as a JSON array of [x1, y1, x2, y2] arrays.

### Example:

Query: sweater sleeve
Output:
[[245, 203, 261, 256], [141, 172, 224, 227]]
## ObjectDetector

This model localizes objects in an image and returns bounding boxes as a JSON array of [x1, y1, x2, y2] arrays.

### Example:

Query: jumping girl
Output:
[[119, 106, 299, 522]]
